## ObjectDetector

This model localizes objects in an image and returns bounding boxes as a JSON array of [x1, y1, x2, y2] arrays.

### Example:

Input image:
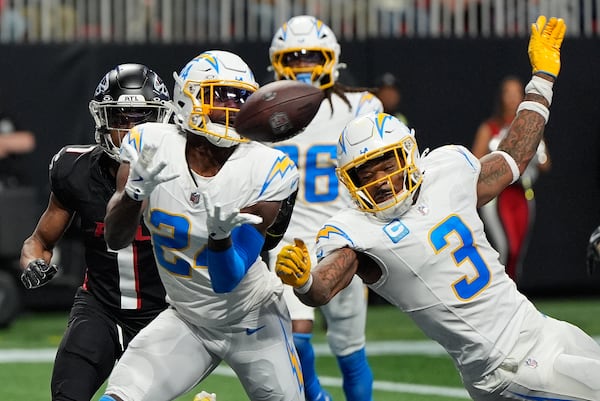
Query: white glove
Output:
[[122, 142, 179, 201], [202, 192, 263, 240]]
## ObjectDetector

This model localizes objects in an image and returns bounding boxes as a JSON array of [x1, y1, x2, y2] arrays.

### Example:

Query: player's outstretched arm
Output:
[[477, 16, 566, 206], [105, 142, 179, 250], [276, 239, 359, 307]]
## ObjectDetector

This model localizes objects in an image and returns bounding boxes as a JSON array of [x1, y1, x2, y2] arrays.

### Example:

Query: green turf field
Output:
[[1, 298, 599, 401]]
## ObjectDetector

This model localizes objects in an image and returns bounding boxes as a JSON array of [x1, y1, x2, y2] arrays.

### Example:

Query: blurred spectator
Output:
[[586, 225, 600, 276], [0, 105, 35, 188], [0, 0, 27, 42], [374, 72, 408, 124], [472, 75, 551, 284]]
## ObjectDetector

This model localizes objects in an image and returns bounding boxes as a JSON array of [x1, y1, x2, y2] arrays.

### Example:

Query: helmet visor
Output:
[[201, 85, 253, 106], [281, 50, 326, 67], [106, 106, 161, 129]]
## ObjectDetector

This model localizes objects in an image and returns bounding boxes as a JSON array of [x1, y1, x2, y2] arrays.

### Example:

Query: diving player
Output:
[[277, 16, 600, 401]]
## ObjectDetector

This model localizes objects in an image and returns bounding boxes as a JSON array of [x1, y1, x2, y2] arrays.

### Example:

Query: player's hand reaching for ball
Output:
[[276, 238, 312, 291], [202, 192, 263, 240], [528, 15, 566, 79], [122, 142, 179, 201]]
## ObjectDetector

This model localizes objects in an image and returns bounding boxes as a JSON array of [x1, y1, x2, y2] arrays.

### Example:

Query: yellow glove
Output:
[[528, 15, 566, 78], [193, 391, 216, 401], [276, 238, 311, 288]]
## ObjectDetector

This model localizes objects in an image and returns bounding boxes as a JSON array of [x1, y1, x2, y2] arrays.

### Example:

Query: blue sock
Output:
[[99, 396, 118, 401], [294, 333, 331, 401], [337, 347, 373, 401]]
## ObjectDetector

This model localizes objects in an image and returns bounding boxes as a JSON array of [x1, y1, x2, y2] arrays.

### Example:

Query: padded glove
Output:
[[276, 238, 311, 287], [122, 142, 179, 201], [21, 259, 58, 289], [528, 15, 566, 78], [202, 192, 263, 240]]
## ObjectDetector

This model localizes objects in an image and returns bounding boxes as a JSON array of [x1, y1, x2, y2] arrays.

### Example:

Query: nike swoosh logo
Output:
[[245, 325, 266, 335], [132, 176, 144, 182]]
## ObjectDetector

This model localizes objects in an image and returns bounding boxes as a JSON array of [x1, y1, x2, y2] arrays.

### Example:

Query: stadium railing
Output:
[[0, 0, 598, 44]]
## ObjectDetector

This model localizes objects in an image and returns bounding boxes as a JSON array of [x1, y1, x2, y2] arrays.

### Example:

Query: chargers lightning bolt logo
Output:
[[316, 225, 354, 245], [260, 155, 297, 196], [123, 126, 144, 153]]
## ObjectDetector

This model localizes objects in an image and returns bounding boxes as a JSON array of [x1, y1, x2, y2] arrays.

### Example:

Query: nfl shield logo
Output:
[[190, 191, 201, 205], [269, 112, 292, 134]]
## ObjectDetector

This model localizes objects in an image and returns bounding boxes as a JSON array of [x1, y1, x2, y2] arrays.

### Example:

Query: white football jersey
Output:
[[270, 91, 382, 259], [122, 123, 299, 327], [316, 145, 536, 379]]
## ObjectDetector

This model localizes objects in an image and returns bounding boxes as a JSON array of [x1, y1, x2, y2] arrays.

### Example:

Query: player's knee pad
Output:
[[554, 354, 600, 390], [337, 348, 373, 401]]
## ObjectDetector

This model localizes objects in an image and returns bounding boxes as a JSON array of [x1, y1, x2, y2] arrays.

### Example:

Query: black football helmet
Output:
[[89, 63, 172, 160]]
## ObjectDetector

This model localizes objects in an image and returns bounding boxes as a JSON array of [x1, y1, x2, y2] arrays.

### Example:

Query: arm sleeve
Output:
[[261, 189, 298, 252], [207, 224, 265, 293]]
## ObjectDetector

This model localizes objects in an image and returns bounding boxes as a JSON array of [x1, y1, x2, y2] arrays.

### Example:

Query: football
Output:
[[235, 80, 324, 142]]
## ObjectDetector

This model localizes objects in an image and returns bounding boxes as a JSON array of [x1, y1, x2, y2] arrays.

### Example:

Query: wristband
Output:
[[294, 274, 313, 294], [491, 150, 520, 184], [517, 101, 549, 123], [525, 76, 553, 105]]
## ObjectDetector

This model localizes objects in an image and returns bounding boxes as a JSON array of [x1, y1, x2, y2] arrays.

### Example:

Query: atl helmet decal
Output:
[[153, 76, 169, 99], [94, 74, 110, 98]]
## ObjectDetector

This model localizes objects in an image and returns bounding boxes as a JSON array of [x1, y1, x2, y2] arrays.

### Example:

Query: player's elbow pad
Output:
[[207, 224, 265, 293]]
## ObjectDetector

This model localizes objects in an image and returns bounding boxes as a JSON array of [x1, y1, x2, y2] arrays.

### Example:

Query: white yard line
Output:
[[210, 365, 471, 399], [0, 341, 466, 399], [0, 340, 447, 363], [4, 338, 600, 399]]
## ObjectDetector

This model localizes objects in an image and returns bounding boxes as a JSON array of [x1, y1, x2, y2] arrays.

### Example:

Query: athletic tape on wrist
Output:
[[525, 76, 554, 105], [517, 101, 549, 123], [491, 150, 520, 184], [294, 274, 313, 294]]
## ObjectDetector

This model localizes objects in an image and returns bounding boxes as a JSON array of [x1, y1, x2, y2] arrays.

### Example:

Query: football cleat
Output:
[[193, 391, 217, 401]]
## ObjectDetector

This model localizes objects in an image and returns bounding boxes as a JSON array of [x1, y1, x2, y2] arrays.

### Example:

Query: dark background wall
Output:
[[1, 38, 599, 296]]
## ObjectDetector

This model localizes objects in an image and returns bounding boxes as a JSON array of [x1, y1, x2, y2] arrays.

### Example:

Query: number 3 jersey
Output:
[[49, 145, 167, 317], [315, 145, 538, 380], [122, 123, 299, 327]]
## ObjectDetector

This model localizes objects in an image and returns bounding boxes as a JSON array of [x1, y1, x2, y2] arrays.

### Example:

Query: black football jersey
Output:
[[50, 144, 167, 317]]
